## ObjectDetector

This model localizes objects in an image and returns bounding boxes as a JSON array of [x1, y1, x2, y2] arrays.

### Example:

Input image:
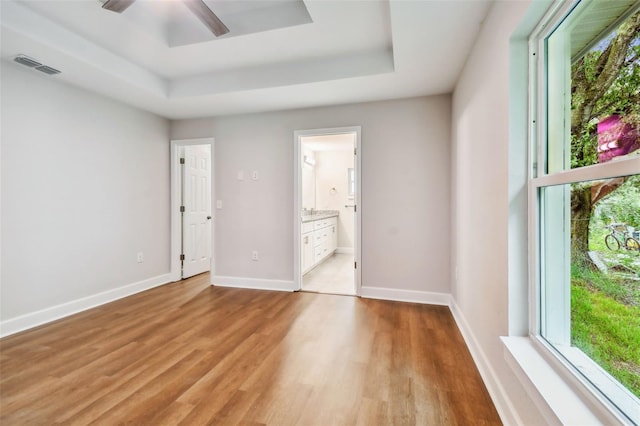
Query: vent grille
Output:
[[102, 0, 135, 13], [13, 55, 60, 76], [35, 65, 61, 75], [14, 55, 42, 68]]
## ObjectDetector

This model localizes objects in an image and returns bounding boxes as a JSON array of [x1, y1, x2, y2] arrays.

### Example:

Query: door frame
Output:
[[170, 137, 215, 283], [293, 126, 362, 295]]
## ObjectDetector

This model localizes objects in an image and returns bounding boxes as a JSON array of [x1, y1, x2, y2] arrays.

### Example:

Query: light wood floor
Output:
[[0, 273, 501, 425]]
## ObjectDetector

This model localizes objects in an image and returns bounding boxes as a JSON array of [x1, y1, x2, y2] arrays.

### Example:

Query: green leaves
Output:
[[597, 176, 640, 229], [571, 12, 640, 168]]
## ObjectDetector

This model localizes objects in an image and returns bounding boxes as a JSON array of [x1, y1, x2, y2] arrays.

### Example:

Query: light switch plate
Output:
[[216, 200, 222, 209]]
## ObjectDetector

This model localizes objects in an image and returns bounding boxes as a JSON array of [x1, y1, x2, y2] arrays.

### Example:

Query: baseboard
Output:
[[0, 273, 173, 338], [360, 286, 451, 306], [213, 275, 295, 292], [449, 300, 521, 425], [336, 247, 354, 254]]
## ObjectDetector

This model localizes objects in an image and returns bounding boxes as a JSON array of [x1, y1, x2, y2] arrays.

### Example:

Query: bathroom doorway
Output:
[[293, 127, 361, 295]]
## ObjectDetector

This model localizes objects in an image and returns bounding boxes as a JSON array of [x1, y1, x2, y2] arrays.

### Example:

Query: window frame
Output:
[[527, 0, 640, 423]]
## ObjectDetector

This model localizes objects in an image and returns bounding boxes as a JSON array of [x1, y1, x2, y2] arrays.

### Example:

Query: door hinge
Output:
[[354, 205, 357, 213], [354, 261, 357, 269], [354, 148, 357, 156], [180, 254, 185, 261], [180, 206, 185, 213], [180, 157, 185, 164]]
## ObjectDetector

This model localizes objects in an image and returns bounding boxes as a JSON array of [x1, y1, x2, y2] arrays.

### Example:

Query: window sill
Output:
[[554, 344, 639, 424], [501, 337, 634, 425]]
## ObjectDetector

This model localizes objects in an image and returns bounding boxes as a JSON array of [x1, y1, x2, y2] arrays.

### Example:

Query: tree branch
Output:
[[592, 92, 640, 119], [623, 52, 640, 67], [592, 12, 640, 93], [592, 177, 626, 205], [572, 11, 640, 136]]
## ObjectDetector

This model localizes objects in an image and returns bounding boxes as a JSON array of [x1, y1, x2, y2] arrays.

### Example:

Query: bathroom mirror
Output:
[[302, 161, 316, 210]]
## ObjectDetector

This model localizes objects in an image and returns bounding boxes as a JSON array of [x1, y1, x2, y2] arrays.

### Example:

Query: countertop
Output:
[[301, 210, 339, 223]]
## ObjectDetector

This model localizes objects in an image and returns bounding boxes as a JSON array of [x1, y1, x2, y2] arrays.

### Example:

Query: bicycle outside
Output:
[[604, 223, 640, 254]]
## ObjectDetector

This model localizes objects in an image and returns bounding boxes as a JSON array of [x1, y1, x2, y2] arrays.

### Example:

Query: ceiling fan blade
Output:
[[183, 0, 230, 37], [102, 0, 136, 13]]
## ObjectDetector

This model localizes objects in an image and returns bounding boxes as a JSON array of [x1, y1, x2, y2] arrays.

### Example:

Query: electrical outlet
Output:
[[252, 251, 259, 261], [137, 252, 144, 263], [252, 170, 259, 180]]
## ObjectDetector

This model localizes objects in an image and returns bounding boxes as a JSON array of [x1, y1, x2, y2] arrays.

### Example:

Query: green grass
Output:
[[572, 263, 640, 307], [571, 267, 640, 398], [589, 225, 610, 252]]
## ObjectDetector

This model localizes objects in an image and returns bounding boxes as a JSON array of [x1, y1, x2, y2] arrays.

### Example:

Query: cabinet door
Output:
[[321, 229, 330, 259], [330, 224, 338, 252], [314, 244, 324, 264], [313, 229, 324, 247], [302, 233, 314, 273]]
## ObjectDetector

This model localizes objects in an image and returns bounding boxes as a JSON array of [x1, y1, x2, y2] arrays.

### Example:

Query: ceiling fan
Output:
[[101, 0, 230, 37]]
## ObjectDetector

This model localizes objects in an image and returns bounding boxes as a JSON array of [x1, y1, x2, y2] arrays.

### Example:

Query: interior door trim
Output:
[[293, 126, 362, 295], [170, 137, 215, 283]]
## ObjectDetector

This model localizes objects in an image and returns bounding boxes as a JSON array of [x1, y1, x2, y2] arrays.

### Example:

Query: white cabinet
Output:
[[301, 231, 314, 272], [302, 221, 314, 234], [302, 216, 338, 274], [330, 221, 337, 252], [328, 217, 338, 253], [313, 227, 329, 263]]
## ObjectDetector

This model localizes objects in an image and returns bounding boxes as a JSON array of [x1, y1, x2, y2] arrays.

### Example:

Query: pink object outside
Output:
[[597, 114, 640, 163]]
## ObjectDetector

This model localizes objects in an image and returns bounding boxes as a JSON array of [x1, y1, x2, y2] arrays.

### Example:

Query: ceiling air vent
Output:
[[14, 55, 42, 68], [13, 55, 61, 76], [101, 0, 136, 13], [35, 65, 61, 75]]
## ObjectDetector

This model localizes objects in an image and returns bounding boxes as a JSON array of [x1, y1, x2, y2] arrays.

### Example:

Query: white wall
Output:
[[171, 95, 451, 294], [0, 64, 171, 329], [315, 150, 354, 249], [451, 1, 548, 424]]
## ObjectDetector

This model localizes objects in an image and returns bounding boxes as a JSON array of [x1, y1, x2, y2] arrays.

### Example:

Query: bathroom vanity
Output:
[[301, 211, 338, 274]]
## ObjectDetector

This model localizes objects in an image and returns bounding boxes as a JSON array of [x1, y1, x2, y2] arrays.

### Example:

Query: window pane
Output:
[[536, 0, 640, 420], [540, 175, 640, 419], [545, 3, 640, 173]]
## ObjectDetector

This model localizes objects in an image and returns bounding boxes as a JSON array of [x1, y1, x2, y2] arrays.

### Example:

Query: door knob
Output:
[[207, 216, 212, 220]]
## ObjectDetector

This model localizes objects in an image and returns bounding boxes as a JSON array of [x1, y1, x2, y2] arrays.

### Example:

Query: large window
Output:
[[530, 0, 640, 422]]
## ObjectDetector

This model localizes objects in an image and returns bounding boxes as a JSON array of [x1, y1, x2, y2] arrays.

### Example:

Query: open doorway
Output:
[[170, 138, 215, 282], [294, 127, 361, 295]]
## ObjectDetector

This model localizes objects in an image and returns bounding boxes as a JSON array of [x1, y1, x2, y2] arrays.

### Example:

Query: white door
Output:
[[182, 144, 211, 278]]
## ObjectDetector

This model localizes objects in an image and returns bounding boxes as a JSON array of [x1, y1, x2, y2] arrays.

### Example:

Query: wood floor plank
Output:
[[55, 342, 198, 423], [154, 401, 196, 426], [95, 349, 213, 424], [0, 273, 501, 425]]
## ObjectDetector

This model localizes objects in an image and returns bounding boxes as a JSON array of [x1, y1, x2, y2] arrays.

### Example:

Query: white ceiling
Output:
[[0, 0, 492, 119]]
